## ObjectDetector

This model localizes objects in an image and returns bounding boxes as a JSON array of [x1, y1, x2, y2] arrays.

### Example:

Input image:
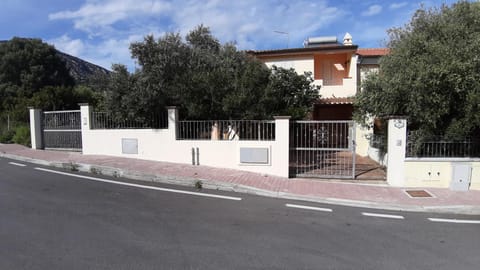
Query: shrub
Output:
[[12, 125, 31, 147], [0, 129, 15, 143]]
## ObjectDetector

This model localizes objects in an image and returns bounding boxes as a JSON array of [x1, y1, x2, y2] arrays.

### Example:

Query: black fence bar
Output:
[[91, 111, 168, 129], [406, 133, 480, 158], [177, 120, 275, 141]]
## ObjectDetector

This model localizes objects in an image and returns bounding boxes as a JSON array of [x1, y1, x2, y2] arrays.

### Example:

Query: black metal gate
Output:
[[42, 110, 82, 151], [290, 120, 356, 179]]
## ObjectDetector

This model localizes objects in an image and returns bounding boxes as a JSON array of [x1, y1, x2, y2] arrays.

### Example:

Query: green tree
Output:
[[0, 38, 75, 121], [110, 25, 318, 120], [263, 66, 319, 119], [354, 1, 480, 138], [28, 85, 102, 112], [103, 64, 149, 121]]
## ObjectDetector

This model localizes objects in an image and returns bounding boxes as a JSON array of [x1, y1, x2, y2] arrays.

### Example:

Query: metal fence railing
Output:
[[43, 110, 81, 130], [177, 120, 275, 141], [0, 114, 21, 143], [91, 111, 168, 129], [406, 133, 480, 158], [43, 110, 82, 151], [0, 114, 19, 133], [368, 134, 385, 149], [289, 120, 355, 179]]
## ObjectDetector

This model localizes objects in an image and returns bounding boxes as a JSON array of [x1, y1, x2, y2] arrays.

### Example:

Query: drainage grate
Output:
[[405, 190, 432, 198]]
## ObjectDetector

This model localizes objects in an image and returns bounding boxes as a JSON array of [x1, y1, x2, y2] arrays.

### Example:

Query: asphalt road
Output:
[[1, 157, 479, 270]]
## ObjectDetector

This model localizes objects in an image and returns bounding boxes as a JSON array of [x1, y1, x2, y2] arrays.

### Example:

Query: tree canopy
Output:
[[104, 25, 319, 120], [0, 38, 78, 120], [0, 38, 103, 122], [0, 38, 102, 144], [354, 1, 480, 138]]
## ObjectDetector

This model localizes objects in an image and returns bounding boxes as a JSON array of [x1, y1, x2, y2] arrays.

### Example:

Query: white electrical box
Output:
[[450, 164, 471, 191]]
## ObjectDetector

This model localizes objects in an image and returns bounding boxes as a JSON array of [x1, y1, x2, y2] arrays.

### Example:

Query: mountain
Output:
[[56, 51, 110, 84], [0, 40, 110, 84]]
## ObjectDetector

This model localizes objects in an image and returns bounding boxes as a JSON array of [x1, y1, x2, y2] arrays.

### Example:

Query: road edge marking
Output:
[[428, 218, 480, 224], [9, 162, 26, 167], [362, 212, 405, 219], [286, 203, 333, 212], [34, 167, 242, 201]]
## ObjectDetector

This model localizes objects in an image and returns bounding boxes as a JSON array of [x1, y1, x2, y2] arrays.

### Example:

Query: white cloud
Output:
[[49, 0, 172, 34], [169, 0, 343, 50], [49, 35, 85, 57], [389, 2, 408, 10], [49, 0, 344, 48], [48, 0, 346, 69], [48, 34, 141, 70], [361, 4, 382, 16]]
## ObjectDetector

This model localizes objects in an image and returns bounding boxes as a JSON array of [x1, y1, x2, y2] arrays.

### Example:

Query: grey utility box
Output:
[[122, 138, 138, 154], [450, 164, 471, 191], [240, 147, 269, 164]]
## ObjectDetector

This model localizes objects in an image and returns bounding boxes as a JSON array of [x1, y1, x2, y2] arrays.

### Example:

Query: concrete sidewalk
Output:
[[1, 143, 480, 215]]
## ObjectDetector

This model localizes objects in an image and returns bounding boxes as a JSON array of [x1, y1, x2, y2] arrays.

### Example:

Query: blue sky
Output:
[[0, 0, 460, 70]]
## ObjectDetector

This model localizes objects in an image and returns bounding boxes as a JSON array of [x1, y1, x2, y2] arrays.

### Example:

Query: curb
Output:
[[2, 152, 480, 215]]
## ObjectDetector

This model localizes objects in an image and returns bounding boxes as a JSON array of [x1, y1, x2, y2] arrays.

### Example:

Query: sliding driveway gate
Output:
[[42, 110, 82, 151], [290, 120, 356, 179]]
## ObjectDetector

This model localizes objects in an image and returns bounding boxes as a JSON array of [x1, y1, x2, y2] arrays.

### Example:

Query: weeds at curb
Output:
[[65, 162, 79, 172], [90, 167, 101, 175], [194, 180, 203, 190]]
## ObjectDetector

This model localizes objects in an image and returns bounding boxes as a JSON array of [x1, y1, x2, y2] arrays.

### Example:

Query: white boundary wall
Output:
[[386, 117, 480, 190], [79, 105, 290, 178], [404, 158, 480, 190]]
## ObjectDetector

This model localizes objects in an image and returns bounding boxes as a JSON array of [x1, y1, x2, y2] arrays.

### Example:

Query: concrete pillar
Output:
[[79, 103, 92, 153], [29, 107, 43, 149], [387, 117, 407, 186], [355, 123, 370, 157], [274, 116, 291, 178], [166, 106, 178, 140]]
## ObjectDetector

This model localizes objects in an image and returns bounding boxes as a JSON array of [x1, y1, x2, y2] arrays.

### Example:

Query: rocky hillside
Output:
[[56, 51, 110, 84], [0, 40, 110, 84]]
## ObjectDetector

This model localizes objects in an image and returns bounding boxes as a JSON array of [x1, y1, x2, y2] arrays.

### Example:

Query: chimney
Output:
[[343, 32, 353, 46]]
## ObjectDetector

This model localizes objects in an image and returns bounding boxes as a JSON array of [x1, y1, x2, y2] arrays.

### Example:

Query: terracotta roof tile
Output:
[[357, 48, 389, 56]]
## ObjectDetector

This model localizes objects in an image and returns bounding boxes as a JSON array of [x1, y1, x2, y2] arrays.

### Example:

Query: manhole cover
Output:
[[405, 190, 432, 198]]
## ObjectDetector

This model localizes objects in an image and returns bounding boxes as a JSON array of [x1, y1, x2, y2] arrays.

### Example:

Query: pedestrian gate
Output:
[[290, 121, 356, 179], [42, 110, 82, 151]]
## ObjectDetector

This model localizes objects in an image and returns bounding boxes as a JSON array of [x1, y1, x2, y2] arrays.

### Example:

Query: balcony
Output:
[[314, 77, 356, 98]]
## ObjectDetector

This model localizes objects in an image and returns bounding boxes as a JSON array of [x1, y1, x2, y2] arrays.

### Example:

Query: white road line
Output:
[[362, 212, 405, 219], [286, 203, 333, 212], [9, 162, 26, 167], [428, 218, 480, 224], [34, 167, 242, 201]]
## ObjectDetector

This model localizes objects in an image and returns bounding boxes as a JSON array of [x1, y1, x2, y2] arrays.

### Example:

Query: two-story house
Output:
[[249, 33, 358, 121], [357, 48, 389, 89], [357, 48, 389, 134], [250, 34, 389, 160]]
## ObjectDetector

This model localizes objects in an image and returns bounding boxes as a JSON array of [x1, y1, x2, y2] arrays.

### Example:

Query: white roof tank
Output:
[[307, 36, 338, 44], [304, 36, 338, 47]]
